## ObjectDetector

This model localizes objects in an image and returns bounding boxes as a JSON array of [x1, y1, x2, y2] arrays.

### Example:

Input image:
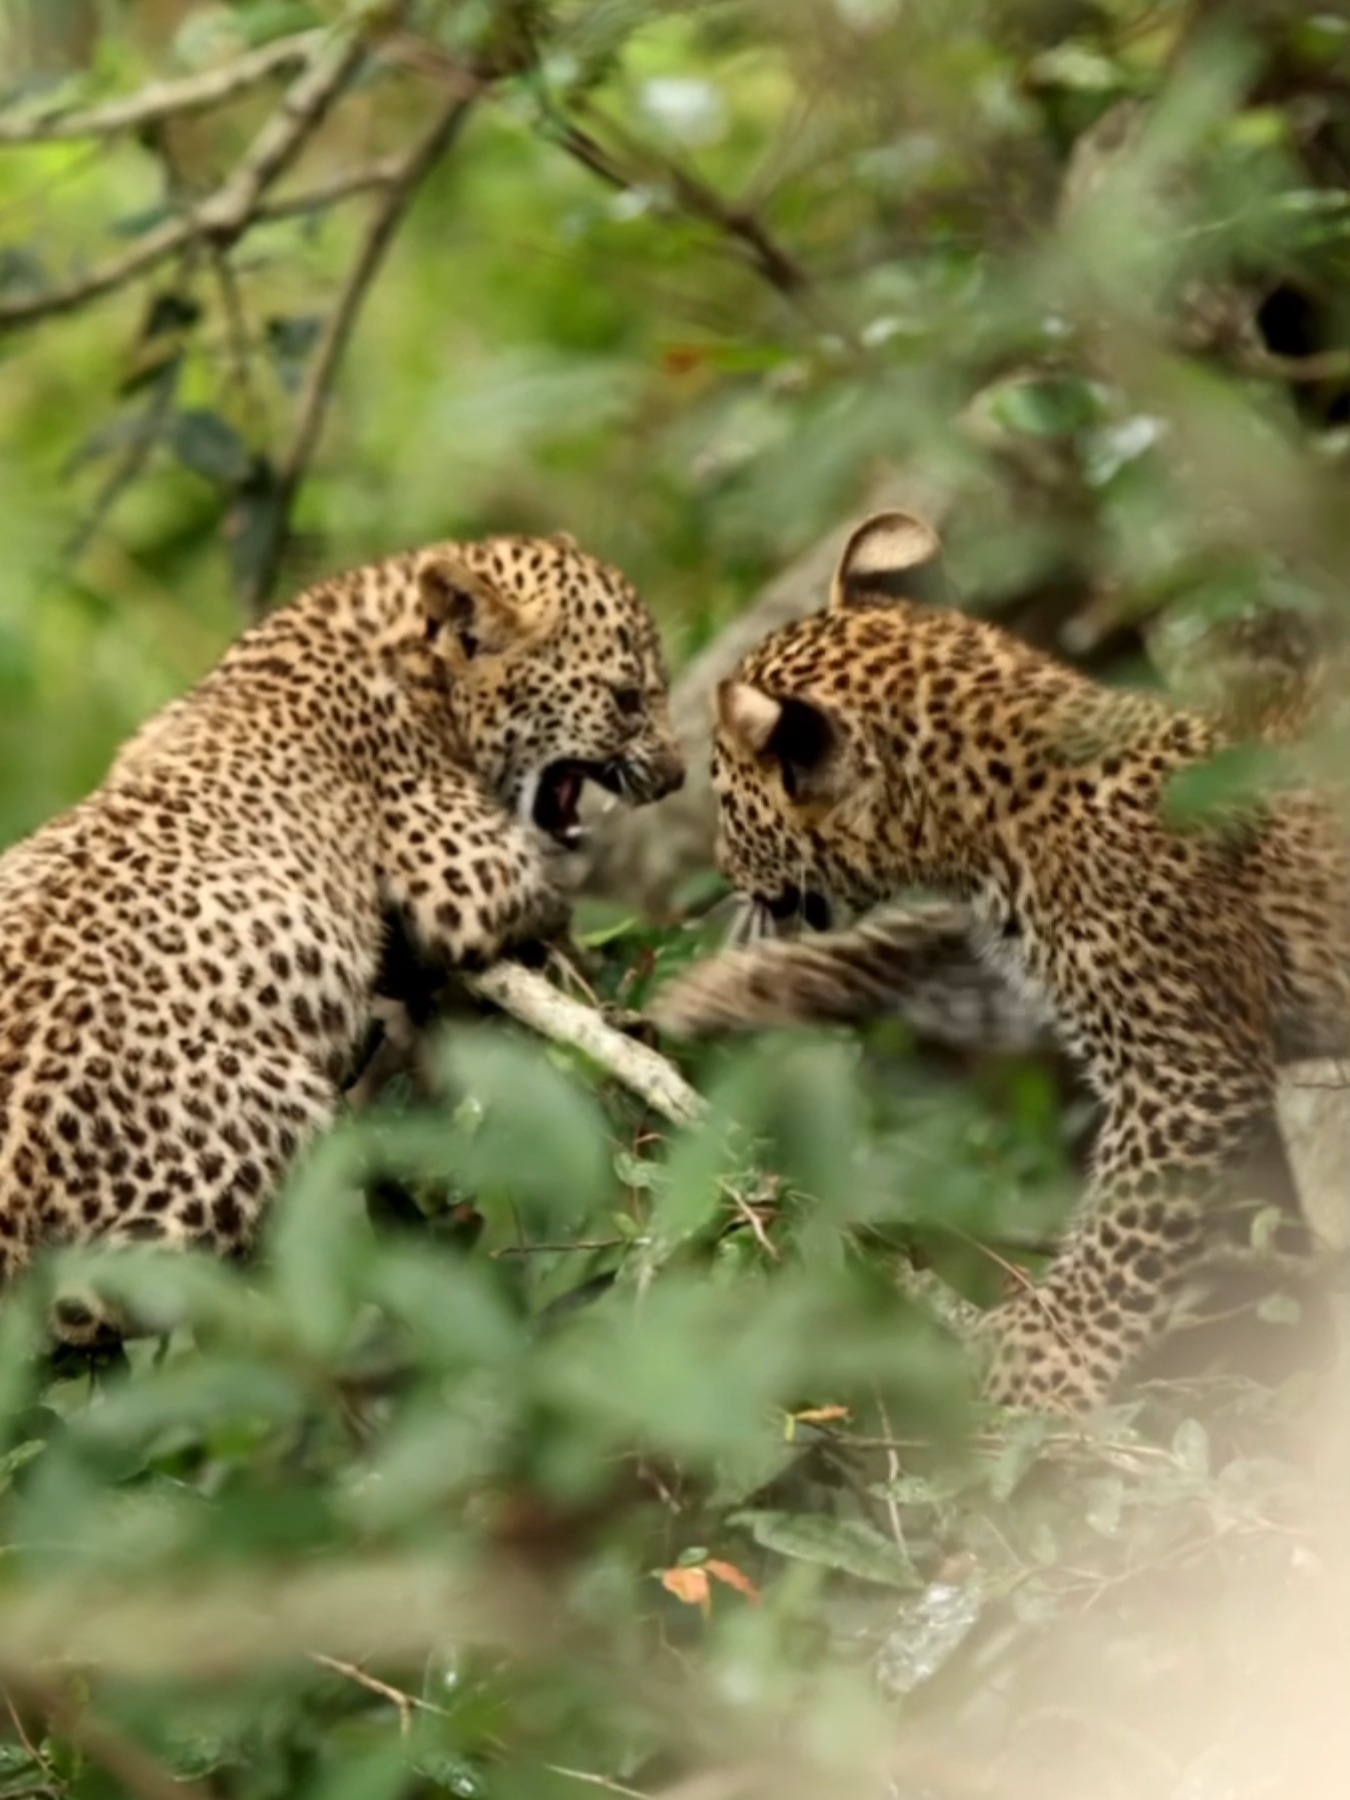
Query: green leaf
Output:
[[433, 1026, 612, 1228], [227, 459, 286, 603], [264, 1126, 372, 1358], [984, 373, 1107, 439], [731, 1509, 922, 1589], [0, 244, 45, 296], [986, 1410, 1053, 1501], [265, 313, 323, 394], [168, 408, 253, 486], [0, 1438, 44, 1498]]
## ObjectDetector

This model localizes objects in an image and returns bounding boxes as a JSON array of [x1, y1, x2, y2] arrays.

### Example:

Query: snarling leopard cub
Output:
[[0, 531, 683, 1341]]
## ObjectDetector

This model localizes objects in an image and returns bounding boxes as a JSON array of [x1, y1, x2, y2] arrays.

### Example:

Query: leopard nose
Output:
[[653, 750, 685, 800]]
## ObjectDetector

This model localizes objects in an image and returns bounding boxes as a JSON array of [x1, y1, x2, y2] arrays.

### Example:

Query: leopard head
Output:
[[709, 510, 961, 932], [418, 532, 684, 847]]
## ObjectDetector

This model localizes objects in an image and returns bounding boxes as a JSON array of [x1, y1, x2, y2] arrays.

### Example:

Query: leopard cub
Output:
[[0, 530, 683, 1341], [652, 511, 1347, 1411]]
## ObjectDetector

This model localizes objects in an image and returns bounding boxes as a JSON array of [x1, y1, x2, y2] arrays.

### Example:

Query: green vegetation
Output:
[[1, 4, 1348, 1797]]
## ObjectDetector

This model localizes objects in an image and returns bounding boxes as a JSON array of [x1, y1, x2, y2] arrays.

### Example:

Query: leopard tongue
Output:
[[553, 770, 587, 849], [555, 770, 581, 820]]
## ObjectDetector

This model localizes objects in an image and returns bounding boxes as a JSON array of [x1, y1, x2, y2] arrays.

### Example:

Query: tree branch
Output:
[[463, 962, 706, 1127], [0, 21, 383, 330], [239, 87, 477, 613], [551, 113, 812, 304], [0, 29, 321, 144], [254, 154, 404, 223], [193, 23, 379, 245]]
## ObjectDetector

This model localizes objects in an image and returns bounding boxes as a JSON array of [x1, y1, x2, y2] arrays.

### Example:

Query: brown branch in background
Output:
[[193, 23, 378, 244], [239, 88, 478, 614], [553, 114, 811, 303], [0, 20, 383, 329], [0, 205, 195, 327], [0, 28, 321, 144], [385, 35, 835, 333], [535, 106, 867, 353], [254, 154, 404, 223]]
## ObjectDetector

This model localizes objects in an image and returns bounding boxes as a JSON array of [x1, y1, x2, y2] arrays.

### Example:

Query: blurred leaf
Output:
[[985, 1411, 1053, 1502], [227, 459, 286, 600], [433, 1027, 612, 1229], [168, 408, 253, 486], [731, 1509, 922, 1589], [1161, 742, 1285, 828], [660, 1563, 711, 1609], [0, 243, 45, 296], [265, 312, 323, 394]]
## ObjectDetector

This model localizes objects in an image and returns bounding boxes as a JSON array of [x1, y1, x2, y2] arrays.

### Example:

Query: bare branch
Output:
[[0, 21, 384, 331], [0, 29, 321, 145], [464, 961, 706, 1127], [553, 113, 812, 304], [239, 89, 477, 613], [194, 24, 378, 245], [254, 155, 404, 223], [0, 209, 196, 328]]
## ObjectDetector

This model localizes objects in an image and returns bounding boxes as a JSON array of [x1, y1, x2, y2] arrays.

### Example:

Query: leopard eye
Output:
[[612, 684, 643, 717]]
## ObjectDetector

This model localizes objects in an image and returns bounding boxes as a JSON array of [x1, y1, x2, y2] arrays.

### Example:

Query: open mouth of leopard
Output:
[[530, 758, 628, 851]]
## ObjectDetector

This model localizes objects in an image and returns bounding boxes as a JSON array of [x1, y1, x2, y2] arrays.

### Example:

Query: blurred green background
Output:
[[2, 4, 1350, 1799]]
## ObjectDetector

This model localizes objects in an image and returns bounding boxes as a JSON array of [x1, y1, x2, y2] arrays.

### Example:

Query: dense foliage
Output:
[[1, 3, 1349, 1797]]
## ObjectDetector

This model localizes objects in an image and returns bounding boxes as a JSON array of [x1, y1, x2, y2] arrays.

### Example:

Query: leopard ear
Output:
[[830, 510, 946, 610], [716, 681, 782, 755], [716, 681, 850, 806], [550, 530, 579, 551], [418, 556, 523, 664]]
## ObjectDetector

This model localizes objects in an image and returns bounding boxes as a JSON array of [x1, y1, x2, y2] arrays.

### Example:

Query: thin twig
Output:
[[0, 22, 379, 330], [253, 155, 403, 223], [0, 1673, 214, 1800], [719, 1176, 779, 1260], [2, 1685, 47, 1769], [195, 24, 379, 244], [240, 88, 476, 612], [0, 206, 195, 328], [387, 35, 843, 340], [549, 114, 811, 302], [463, 961, 706, 1127], [545, 1766, 654, 1800], [0, 30, 321, 144], [873, 1392, 909, 1561], [309, 1652, 446, 1735], [492, 1237, 630, 1257]]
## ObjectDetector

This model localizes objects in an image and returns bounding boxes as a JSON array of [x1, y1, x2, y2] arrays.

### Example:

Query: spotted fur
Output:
[[0, 532, 683, 1341], [650, 512, 1348, 1412]]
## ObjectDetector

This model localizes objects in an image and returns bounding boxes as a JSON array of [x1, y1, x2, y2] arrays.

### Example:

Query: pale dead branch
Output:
[[463, 961, 706, 1127], [0, 29, 322, 144]]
